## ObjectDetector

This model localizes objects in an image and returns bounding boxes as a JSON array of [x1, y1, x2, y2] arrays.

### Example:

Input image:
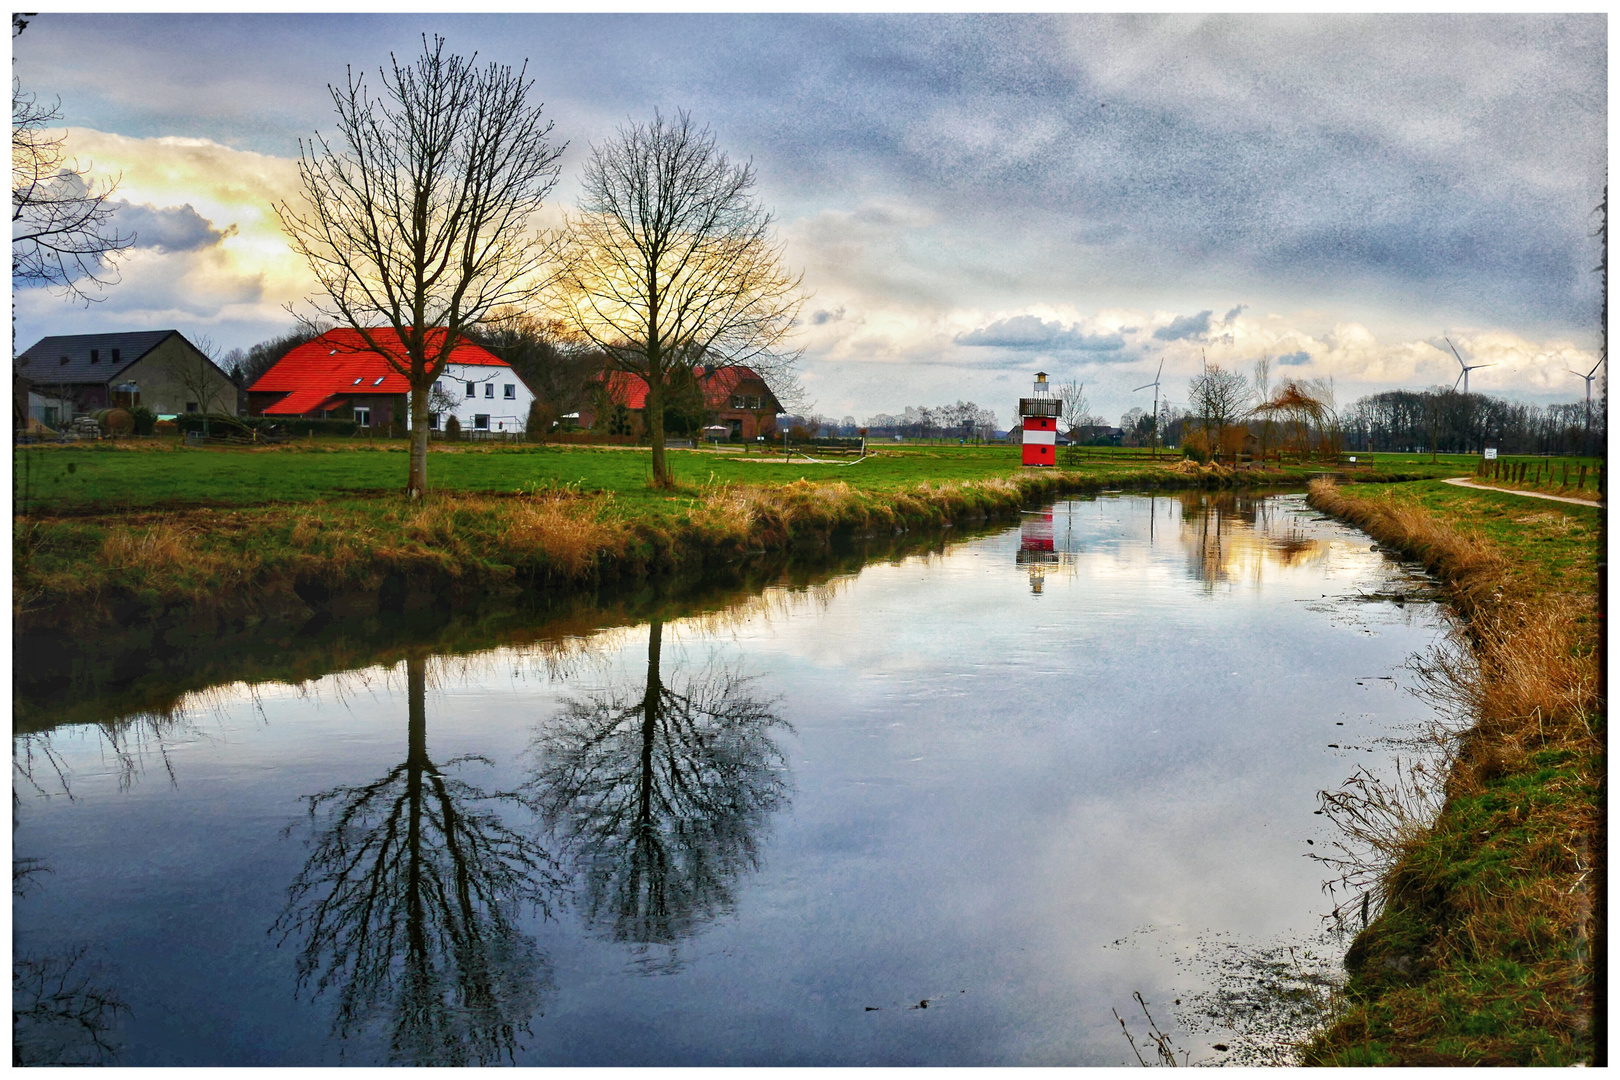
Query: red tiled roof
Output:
[[248, 328, 509, 414], [598, 365, 772, 411]]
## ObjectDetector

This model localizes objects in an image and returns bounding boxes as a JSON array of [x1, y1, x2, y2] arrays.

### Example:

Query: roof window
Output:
[[60, 356, 70, 365], [111, 348, 120, 363], [373, 376, 385, 386], [352, 377, 364, 385], [90, 349, 99, 363]]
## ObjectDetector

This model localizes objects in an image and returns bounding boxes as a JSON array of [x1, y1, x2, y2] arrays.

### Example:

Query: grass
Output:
[[1301, 479, 1602, 1066], [15, 439, 1470, 636], [1463, 454, 1604, 504], [12, 438, 1482, 515]]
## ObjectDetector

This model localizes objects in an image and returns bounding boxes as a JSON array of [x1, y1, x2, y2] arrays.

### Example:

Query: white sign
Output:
[[1484, 448, 1498, 460]]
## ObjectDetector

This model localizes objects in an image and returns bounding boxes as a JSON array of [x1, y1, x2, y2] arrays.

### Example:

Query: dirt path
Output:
[[1442, 476, 1603, 508]]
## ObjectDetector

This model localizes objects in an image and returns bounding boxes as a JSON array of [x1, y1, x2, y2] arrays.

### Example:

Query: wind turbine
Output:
[[1446, 338, 1495, 395], [1134, 357, 1164, 458], [1568, 356, 1605, 453]]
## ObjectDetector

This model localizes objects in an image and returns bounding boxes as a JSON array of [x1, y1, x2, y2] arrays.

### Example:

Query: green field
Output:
[[13, 438, 1487, 515]]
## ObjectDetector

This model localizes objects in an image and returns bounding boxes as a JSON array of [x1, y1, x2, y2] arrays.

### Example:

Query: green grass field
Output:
[[12, 438, 1488, 515]]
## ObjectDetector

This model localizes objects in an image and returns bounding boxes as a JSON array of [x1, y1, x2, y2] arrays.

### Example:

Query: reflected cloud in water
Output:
[[525, 618, 791, 970], [271, 656, 560, 1066]]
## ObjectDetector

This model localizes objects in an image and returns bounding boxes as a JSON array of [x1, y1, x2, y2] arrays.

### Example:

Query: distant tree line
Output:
[[861, 402, 999, 441], [1342, 388, 1602, 456]]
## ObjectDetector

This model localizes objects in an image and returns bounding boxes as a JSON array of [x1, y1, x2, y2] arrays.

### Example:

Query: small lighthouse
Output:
[[1018, 372, 1062, 467]]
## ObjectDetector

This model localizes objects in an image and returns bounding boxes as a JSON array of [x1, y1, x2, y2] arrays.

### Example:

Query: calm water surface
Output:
[[13, 492, 1447, 1066]]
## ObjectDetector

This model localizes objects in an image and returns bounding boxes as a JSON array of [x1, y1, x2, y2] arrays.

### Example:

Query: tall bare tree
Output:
[[12, 15, 133, 304], [1054, 378, 1090, 441], [558, 110, 802, 488], [1187, 357, 1249, 463], [278, 35, 565, 497]]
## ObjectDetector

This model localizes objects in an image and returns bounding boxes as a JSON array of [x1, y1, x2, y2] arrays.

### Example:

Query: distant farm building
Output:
[[245, 328, 534, 435], [13, 330, 236, 427], [579, 365, 783, 440]]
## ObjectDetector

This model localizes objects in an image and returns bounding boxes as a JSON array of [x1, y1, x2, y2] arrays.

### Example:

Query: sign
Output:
[[1484, 448, 1498, 460]]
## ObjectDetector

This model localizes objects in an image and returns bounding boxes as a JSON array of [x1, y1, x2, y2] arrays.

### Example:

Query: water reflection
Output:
[[13, 858, 129, 1065], [272, 656, 560, 1065], [1174, 492, 1328, 587], [526, 618, 790, 968]]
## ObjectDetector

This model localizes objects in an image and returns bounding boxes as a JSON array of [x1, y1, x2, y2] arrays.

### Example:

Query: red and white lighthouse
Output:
[[1019, 372, 1061, 467]]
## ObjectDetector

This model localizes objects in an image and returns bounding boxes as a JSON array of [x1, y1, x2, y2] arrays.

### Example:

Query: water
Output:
[[13, 492, 1448, 1066]]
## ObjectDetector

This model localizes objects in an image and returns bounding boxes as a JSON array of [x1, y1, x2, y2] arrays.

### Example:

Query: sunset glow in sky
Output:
[[12, 13, 1607, 423]]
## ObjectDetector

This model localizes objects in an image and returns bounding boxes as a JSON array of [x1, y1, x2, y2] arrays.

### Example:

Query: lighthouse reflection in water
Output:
[[1016, 509, 1068, 593]]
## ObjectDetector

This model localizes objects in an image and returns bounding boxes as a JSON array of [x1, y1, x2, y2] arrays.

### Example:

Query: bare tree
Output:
[[12, 16, 134, 304], [558, 110, 803, 488], [278, 35, 565, 497], [1054, 378, 1089, 441], [1187, 358, 1249, 463]]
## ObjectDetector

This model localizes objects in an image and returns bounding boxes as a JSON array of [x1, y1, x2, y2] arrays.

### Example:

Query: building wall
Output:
[[426, 363, 533, 434], [122, 337, 238, 416]]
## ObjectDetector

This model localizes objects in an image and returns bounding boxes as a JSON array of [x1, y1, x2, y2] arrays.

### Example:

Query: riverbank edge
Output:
[[1300, 479, 1601, 1066], [14, 462, 1436, 639]]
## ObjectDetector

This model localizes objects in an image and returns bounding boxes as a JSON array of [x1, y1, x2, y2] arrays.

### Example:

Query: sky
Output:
[[10, 12, 1608, 426]]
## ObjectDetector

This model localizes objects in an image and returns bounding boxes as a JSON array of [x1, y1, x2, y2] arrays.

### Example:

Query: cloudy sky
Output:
[[12, 13, 1607, 425]]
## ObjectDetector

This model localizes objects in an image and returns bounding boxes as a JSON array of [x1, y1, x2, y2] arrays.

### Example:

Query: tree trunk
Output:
[[645, 378, 670, 488], [408, 386, 430, 498]]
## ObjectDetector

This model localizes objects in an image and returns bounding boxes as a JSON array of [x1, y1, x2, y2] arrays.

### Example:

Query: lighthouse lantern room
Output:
[[1019, 372, 1062, 467]]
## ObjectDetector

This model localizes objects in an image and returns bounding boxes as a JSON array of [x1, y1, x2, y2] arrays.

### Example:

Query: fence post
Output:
[[1578, 464, 1587, 491]]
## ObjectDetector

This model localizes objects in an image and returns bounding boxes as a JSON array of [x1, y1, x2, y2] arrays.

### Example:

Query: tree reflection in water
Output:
[[527, 618, 791, 967], [272, 656, 561, 1065]]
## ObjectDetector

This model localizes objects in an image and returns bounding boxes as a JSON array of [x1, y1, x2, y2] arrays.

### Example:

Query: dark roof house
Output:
[[14, 330, 237, 418]]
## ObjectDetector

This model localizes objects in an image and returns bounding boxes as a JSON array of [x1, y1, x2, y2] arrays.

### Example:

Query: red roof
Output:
[[598, 365, 771, 411], [249, 328, 508, 416]]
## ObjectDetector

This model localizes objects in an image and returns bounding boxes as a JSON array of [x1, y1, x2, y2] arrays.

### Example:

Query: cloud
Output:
[[1276, 350, 1311, 366], [956, 315, 1125, 351], [809, 307, 846, 325], [1153, 310, 1213, 341], [114, 200, 237, 252], [1224, 303, 1247, 322]]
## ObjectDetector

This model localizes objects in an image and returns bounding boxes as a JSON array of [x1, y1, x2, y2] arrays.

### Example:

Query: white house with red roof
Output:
[[246, 328, 534, 435]]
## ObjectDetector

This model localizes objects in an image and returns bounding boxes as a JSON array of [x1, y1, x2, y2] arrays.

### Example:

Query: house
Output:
[[245, 328, 535, 435], [13, 330, 238, 427], [580, 365, 783, 440]]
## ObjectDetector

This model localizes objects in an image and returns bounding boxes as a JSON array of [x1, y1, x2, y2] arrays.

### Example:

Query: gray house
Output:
[[14, 330, 238, 427]]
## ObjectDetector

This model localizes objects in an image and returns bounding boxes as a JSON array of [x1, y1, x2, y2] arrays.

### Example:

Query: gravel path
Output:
[[1442, 476, 1603, 508]]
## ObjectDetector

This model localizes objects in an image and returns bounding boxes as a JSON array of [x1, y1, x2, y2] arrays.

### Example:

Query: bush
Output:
[[130, 407, 157, 436], [444, 415, 461, 441], [245, 416, 360, 438]]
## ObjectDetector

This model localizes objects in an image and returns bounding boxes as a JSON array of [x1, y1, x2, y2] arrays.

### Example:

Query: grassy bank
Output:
[[1301, 479, 1602, 1066], [13, 442, 1458, 636]]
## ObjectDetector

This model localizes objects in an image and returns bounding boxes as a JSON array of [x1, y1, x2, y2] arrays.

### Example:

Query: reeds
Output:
[[1302, 480, 1602, 1065]]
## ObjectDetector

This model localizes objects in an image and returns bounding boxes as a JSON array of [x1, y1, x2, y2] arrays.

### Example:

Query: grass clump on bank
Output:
[[1301, 479, 1601, 1066]]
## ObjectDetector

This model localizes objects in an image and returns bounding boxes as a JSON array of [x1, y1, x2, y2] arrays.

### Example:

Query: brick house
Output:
[[245, 328, 534, 435], [579, 365, 783, 440]]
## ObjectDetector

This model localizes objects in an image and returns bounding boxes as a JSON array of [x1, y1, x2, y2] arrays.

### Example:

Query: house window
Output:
[[503, 384, 515, 399], [474, 414, 489, 430], [466, 381, 476, 398], [111, 349, 120, 363], [90, 349, 100, 363], [429, 413, 440, 430], [484, 383, 494, 399], [354, 407, 371, 428], [186, 402, 199, 413]]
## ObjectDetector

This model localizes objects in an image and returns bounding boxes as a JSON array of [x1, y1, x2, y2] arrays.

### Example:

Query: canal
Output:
[[12, 491, 1448, 1066]]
